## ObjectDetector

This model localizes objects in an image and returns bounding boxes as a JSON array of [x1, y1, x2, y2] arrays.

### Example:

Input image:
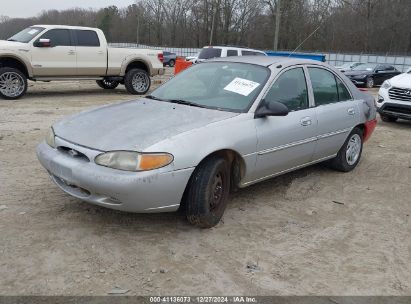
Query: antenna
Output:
[[288, 24, 322, 57]]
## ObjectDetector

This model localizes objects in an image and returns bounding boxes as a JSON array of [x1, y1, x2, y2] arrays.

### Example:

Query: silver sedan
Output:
[[37, 57, 377, 228]]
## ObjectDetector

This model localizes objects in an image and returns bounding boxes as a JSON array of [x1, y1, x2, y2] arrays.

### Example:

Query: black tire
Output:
[[366, 77, 374, 88], [329, 127, 363, 172], [380, 114, 398, 122], [96, 79, 119, 90], [0, 67, 28, 100], [124, 68, 151, 95], [186, 156, 230, 228], [168, 59, 175, 67]]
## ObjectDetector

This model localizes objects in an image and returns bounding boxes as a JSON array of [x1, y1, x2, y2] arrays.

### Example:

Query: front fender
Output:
[[0, 51, 33, 77]]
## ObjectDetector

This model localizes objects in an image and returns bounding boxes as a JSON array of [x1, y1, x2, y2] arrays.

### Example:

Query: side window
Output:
[[75, 30, 100, 47], [227, 50, 238, 57], [335, 77, 352, 101], [242, 50, 262, 56], [38, 29, 71, 47], [265, 67, 308, 112], [308, 67, 339, 106]]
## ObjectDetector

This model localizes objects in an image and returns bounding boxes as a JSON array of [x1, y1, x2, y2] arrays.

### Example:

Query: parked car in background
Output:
[[163, 51, 177, 67], [195, 46, 266, 63], [37, 57, 377, 228], [335, 62, 363, 72], [0, 25, 164, 99], [343, 63, 401, 88], [407, 67, 411, 73], [377, 69, 411, 122]]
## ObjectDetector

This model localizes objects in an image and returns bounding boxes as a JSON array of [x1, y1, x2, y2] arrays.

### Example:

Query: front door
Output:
[[306, 67, 360, 160], [253, 67, 318, 181], [30, 29, 77, 76]]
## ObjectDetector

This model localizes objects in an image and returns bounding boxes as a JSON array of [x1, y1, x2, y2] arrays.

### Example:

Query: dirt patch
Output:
[[0, 82, 410, 295]]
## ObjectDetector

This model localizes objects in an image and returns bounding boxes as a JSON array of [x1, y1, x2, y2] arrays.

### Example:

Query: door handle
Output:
[[300, 117, 312, 126], [68, 50, 76, 55], [97, 51, 104, 55], [347, 108, 356, 115]]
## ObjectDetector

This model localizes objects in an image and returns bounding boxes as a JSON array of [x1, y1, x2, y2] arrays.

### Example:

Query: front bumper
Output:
[[377, 103, 411, 120], [36, 139, 194, 213]]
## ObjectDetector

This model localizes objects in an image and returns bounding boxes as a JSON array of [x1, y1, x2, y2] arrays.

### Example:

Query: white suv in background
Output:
[[377, 69, 411, 122], [195, 46, 266, 63]]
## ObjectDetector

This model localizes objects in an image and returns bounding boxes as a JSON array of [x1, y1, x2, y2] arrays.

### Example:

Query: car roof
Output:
[[208, 56, 325, 67], [32, 25, 99, 31]]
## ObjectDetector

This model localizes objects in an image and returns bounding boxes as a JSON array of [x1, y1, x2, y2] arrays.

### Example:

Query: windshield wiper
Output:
[[7, 39, 17, 42], [145, 95, 164, 101], [166, 99, 208, 109]]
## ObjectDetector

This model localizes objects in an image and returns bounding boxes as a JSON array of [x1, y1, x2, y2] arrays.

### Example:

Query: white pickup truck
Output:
[[0, 25, 165, 99]]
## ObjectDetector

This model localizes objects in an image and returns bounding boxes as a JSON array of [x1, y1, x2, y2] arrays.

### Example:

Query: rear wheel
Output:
[[329, 127, 363, 172], [186, 156, 230, 228], [124, 68, 151, 95], [366, 77, 374, 88], [96, 78, 119, 90], [168, 59, 175, 67], [0, 67, 27, 100], [380, 114, 398, 122]]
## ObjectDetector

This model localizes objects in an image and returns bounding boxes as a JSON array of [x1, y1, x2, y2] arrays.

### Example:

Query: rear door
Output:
[[73, 30, 107, 76], [253, 66, 318, 180], [307, 67, 360, 160], [30, 28, 76, 76]]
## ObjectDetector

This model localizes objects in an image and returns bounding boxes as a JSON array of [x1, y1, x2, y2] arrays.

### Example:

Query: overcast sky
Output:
[[1, 0, 135, 18]]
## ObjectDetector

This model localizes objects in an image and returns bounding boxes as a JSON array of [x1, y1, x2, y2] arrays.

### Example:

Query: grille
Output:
[[58, 146, 90, 162], [384, 105, 411, 116], [388, 87, 411, 102]]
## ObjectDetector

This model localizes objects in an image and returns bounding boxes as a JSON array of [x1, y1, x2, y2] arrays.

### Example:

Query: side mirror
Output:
[[34, 38, 51, 47], [255, 100, 289, 118]]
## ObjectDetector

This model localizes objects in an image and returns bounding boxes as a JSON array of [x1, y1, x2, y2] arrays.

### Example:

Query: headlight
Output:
[[381, 80, 391, 89], [46, 127, 56, 148], [95, 151, 173, 172]]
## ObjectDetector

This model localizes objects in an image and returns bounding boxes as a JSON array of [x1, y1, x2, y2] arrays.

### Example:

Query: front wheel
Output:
[[186, 156, 230, 228], [124, 68, 151, 95], [366, 77, 374, 88], [168, 59, 175, 67], [0, 67, 28, 100], [329, 127, 363, 172], [96, 79, 119, 90]]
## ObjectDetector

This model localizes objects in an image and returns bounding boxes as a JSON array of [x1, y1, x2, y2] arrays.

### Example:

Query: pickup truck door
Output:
[[30, 29, 77, 76], [253, 66, 318, 181], [73, 30, 107, 76]]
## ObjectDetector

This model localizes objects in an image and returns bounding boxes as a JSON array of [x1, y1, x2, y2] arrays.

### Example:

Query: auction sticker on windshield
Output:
[[28, 29, 40, 35], [224, 77, 260, 96]]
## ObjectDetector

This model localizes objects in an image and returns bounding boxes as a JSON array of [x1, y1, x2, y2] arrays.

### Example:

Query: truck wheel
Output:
[[380, 114, 398, 122], [96, 79, 119, 90], [124, 68, 151, 95], [168, 59, 175, 67], [186, 156, 230, 228], [329, 127, 363, 172], [0, 67, 27, 100]]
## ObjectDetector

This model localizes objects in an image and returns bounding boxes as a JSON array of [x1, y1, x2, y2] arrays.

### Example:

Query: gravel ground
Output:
[[0, 73, 410, 295]]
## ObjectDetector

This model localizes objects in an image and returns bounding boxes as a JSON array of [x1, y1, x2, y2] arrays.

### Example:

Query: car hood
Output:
[[389, 73, 411, 89], [0, 40, 27, 50], [344, 70, 372, 76], [53, 98, 239, 151]]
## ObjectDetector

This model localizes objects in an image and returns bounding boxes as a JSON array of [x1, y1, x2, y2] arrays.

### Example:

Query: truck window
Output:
[[242, 50, 264, 56], [198, 48, 222, 60], [38, 29, 71, 47], [227, 50, 238, 57], [75, 30, 100, 47]]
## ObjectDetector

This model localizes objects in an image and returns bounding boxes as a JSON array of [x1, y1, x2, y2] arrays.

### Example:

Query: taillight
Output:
[[158, 53, 164, 63]]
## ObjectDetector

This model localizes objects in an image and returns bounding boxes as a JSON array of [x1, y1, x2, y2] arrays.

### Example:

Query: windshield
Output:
[[150, 62, 270, 112], [8, 27, 45, 43], [353, 63, 376, 71], [198, 48, 222, 60]]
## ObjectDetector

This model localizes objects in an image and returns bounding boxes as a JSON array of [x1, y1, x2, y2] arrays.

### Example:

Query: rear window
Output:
[[75, 30, 100, 47], [242, 50, 265, 56], [198, 48, 222, 59]]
